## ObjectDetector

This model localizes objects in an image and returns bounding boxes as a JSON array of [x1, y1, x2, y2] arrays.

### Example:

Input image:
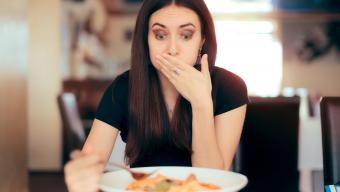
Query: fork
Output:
[[70, 150, 157, 180], [107, 162, 158, 180]]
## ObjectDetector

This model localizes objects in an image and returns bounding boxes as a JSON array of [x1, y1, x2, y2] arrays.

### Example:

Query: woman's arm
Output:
[[191, 99, 223, 169], [155, 53, 247, 170], [191, 99, 246, 170], [214, 105, 246, 170], [64, 119, 118, 191], [82, 119, 119, 164]]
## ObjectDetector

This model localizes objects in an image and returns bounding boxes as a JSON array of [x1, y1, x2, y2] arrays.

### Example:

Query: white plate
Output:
[[99, 166, 248, 192]]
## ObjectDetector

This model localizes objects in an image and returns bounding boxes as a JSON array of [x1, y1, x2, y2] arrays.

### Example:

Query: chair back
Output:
[[239, 96, 300, 192], [320, 97, 340, 186], [57, 93, 86, 164]]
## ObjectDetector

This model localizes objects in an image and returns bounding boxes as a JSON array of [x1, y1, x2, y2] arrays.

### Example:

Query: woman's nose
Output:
[[167, 39, 179, 56]]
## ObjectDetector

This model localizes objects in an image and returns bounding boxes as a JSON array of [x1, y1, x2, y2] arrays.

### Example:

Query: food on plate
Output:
[[127, 173, 220, 192]]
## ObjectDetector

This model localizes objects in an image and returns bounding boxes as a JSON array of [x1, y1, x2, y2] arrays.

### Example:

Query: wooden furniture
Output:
[[238, 96, 300, 192], [320, 97, 340, 187], [63, 79, 112, 120], [57, 93, 86, 164], [60, 79, 112, 164]]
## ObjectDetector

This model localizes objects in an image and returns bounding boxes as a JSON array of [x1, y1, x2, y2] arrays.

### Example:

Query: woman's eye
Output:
[[182, 31, 193, 40], [155, 32, 167, 40]]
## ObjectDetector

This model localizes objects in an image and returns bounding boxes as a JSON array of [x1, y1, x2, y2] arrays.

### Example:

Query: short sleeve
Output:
[[212, 67, 249, 116], [95, 72, 129, 131]]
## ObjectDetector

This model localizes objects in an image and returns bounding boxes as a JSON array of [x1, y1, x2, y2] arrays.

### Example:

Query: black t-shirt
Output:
[[95, 66, 249, 167]]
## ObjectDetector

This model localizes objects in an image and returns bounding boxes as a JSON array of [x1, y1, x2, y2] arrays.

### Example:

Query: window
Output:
[[214, 20, 282, 97], [204, 0, 272, 13]]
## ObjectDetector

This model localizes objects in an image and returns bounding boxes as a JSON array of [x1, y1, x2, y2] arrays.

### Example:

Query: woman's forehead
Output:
[[149, 5, 201, 29]]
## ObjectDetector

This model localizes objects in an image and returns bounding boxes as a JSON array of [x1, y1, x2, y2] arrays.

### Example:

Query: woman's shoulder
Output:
[[211, 66, 245, 86], [106, 70, 130, 101], [109, 70, 129, 90], [211, 66, 248, 115], [114, 70, 130, 85]]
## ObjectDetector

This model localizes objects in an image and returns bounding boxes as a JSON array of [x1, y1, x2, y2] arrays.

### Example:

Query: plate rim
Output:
[[99, 166, 248, 192]]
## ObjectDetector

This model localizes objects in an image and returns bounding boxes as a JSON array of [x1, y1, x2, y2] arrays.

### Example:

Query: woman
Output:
[[64, 0, 248, 191]]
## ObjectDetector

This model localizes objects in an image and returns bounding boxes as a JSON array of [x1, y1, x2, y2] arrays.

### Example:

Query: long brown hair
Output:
[[125, 0, 217, 165]]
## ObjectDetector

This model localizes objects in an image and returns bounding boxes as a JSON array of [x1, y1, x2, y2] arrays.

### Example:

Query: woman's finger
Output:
[[67, 163, 104, 185], [65, 162, 103, 192], [156, 55, 180, 75], [68, 177, 100, 192], [200, 54, 210, 76], [156, 57, 179, 79], [66, 153, 103, 172], [158, 64, 178, 88], [161, 54, 188, 71]]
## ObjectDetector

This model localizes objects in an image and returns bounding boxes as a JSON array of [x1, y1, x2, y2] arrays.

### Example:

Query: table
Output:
[[299, 117, 324, 192]]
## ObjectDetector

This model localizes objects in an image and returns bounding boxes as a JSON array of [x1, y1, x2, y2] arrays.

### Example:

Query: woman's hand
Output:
[[156, 53, 212, 105], [64, 148, 105, 192]]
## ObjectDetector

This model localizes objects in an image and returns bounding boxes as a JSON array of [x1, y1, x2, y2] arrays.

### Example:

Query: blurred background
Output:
[[1, 0, 340, 191]]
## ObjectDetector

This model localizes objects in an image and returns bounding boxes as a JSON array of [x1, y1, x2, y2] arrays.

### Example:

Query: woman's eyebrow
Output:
[[151, 22, 196, 29], [151, 22, 166, 28], [179, 23, 196, 28]]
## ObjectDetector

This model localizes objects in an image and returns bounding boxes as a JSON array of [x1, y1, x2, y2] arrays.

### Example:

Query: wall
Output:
[[0, 0, 28, 190], [281, 20, 340, 96], [28, 0, 63, 170], [60, 5, 136, 80], [283, 51, 340, 96]]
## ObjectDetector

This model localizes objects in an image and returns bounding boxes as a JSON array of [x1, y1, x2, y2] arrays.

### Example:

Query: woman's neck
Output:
[[158, 72, 179, 104]]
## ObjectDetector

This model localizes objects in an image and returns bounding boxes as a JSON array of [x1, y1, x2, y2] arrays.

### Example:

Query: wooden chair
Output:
[[57, 93, 86, 164], [238, 96, 300, 192], [320, 97, 340, 189]]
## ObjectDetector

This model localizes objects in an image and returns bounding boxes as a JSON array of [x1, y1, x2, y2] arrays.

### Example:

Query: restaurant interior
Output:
[[1, 0, 340, 191]]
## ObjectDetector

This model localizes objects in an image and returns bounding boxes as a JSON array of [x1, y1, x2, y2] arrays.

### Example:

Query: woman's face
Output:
[[148, 4, 204, 70]]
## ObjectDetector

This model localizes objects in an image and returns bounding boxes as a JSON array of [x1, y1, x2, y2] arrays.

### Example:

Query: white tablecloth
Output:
[[298, 117, 323, 170], [298, 117, 324, 192]]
